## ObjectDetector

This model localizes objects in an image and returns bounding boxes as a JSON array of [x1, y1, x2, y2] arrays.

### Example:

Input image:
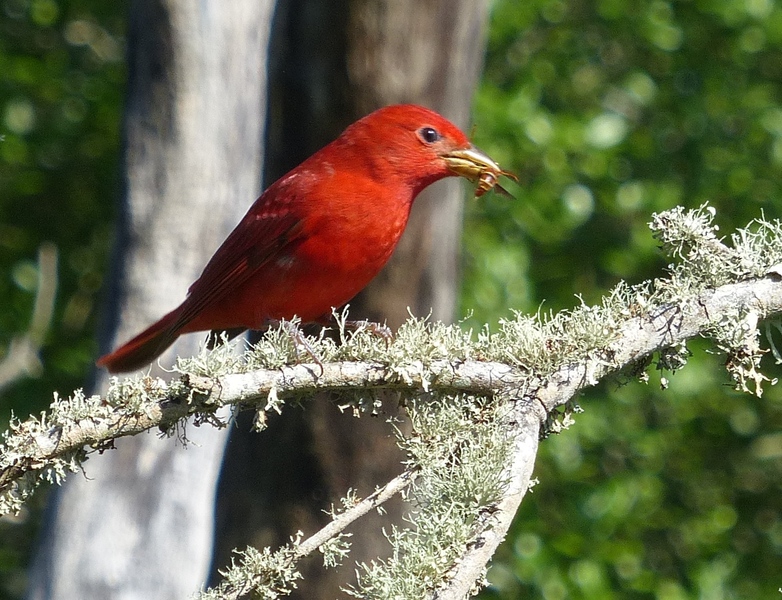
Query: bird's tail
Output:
[[97, 309, 182, 373]]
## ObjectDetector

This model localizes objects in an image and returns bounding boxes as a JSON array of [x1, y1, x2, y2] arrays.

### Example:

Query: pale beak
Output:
[[441, 146, 518, 198]]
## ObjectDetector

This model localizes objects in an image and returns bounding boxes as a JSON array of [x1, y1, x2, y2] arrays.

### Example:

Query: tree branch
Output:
[[202, 470, 418, 600], [3, 207, 782, 598]]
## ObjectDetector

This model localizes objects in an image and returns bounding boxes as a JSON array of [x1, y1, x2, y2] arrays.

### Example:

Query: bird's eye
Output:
[[418, 127, 441, 144]]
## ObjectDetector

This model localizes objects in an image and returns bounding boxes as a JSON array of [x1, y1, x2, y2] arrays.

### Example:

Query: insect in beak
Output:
[[442, 146, 519, 198]]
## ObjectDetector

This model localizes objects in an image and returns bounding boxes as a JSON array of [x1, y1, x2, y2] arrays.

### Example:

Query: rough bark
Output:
[[26, 0, 274, 598]]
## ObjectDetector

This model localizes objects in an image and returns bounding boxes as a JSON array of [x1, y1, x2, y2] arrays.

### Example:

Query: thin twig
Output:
[[295, 469, 417, 560], [0, 243, 58, 391]]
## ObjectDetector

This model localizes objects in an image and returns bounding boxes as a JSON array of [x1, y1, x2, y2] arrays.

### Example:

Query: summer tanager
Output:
[[98, 104, 513, 373]]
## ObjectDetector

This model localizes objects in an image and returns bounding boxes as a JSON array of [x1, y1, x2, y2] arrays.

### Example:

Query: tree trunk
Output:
[[211, 1, 490, 597], [27, 0, 274, 598]]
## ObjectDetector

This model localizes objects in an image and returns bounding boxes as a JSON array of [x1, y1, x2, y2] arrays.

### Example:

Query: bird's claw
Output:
[[342, 319, 394, 345], [267, 319, 324, 376]]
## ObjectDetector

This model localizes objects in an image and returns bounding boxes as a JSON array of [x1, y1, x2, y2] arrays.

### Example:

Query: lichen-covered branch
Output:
[[198, 470, 418, 600], [3, 206, 782, 598]]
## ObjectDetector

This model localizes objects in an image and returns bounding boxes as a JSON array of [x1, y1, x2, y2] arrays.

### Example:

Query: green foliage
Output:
[[0, 1, 124, 596], [469, 0, 782, 598], [0, 0, 125, 417], [466, 0, 782, 319]]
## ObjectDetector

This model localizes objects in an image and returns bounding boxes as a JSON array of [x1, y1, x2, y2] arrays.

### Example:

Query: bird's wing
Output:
[[170, 189, 305, 331]]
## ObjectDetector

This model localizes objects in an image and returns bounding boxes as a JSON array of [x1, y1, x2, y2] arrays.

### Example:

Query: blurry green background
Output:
[[2, 0, 781, 598]]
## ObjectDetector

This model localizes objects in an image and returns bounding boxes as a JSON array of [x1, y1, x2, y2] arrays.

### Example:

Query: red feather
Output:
[[98, 104, 501, 372]]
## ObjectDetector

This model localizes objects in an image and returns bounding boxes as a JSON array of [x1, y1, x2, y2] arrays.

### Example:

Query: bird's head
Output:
[[340, 104, 516, 198]]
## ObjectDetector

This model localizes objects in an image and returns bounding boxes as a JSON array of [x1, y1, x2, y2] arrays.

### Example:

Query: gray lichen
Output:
[[2, 206, 782, 599]]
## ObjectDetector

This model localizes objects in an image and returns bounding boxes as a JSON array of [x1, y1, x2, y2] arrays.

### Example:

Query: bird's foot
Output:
[[267, 319, 324, 376], [342, 319, 393, 344]]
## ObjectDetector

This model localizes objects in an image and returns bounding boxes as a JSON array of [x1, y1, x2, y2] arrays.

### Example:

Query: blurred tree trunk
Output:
[[211, 1, 490, 597], [27, 0, 274, 598]]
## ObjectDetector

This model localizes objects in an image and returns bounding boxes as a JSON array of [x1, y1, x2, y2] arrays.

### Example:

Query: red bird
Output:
[[98, 104, 513, 373]]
